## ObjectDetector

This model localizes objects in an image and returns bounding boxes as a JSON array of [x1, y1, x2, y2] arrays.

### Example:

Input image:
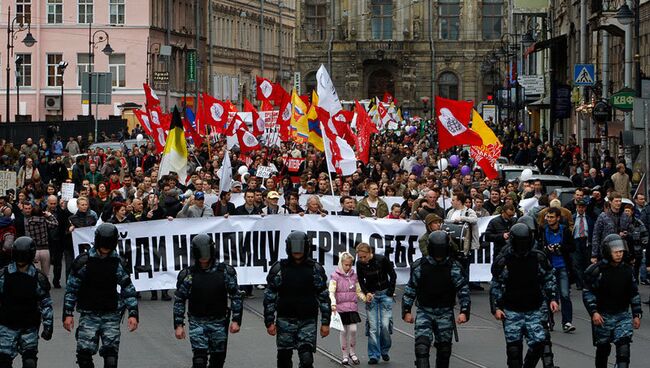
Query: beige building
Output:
[[295, 0, 511, 116], [208, 0, 297, 107]]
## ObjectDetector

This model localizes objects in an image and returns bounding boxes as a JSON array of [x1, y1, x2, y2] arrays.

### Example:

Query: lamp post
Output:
[[87, 24, 114, 140], [15, 55, 22, 120], [616, 2, 634, 165], [5, 6, 36, 123], [57, 61, 68, 120]]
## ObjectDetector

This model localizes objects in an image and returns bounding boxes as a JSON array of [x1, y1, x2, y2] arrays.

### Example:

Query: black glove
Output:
[[41, 326, 53, 341]]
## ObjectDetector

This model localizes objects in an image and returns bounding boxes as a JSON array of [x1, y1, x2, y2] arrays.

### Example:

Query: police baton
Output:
[[452, 318, 459, 343]]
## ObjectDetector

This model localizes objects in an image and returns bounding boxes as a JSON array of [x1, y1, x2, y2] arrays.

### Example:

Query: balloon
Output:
[[437, 158, 449, 171], [520, 168, 533, 181], [67, 198, 78, 214], [460, 165, 471, 176], [449, 155, 460, 168], [136, 134, 144, 140], [237, 166, 249, 176]]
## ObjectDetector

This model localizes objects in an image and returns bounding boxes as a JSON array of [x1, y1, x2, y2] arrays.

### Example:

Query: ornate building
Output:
[[296, 0, 510, 115]]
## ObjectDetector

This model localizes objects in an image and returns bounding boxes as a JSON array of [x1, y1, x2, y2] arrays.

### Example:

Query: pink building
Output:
[[0, 0, 206, 122]]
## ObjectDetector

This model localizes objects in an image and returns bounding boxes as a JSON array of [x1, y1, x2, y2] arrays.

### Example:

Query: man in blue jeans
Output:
[[540, 207, 576, 333], [356, 243, 397, 365]]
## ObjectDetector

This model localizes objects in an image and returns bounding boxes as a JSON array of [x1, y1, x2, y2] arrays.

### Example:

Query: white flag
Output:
[[316, 64, 342, 117], [219, 149, 232, 194]]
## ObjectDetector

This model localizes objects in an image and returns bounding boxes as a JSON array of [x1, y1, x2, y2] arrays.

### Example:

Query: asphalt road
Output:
[[22, 283, 650, 367]]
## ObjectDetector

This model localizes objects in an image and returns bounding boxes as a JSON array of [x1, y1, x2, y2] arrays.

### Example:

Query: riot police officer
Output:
[[0, 236, 53, 368], [63, 223, 139, 368], [173, 234, 243, 368], [264, 231, 331, 368], [583, 234, 642, 368], [490, 223, 559, 368], [402, 231, 471, 368]]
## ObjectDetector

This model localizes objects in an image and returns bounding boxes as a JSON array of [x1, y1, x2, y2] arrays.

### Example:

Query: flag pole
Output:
[[320, 122, 337, 200]]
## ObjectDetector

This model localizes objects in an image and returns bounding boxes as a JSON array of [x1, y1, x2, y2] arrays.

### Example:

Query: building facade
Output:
[[295, 0, 511, 116], [0, 0, 206, 122], [208, 0, 297, 106]]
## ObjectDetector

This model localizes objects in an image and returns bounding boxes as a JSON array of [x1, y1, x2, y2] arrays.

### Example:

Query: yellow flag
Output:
[[290, 90, 309, 143], [306, 90, 324, 151], [470, 109, 502, 179]]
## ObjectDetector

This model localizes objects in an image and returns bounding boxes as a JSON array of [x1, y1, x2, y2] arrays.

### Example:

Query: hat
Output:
[[231, 181, 242, 188], [576, 199, 587, 206], [424, 213, 442, 226], [267, 191, 280, 199], [549, 198, 562, 208], [506, 192, 519, 202], [194, 191, 205, 200]]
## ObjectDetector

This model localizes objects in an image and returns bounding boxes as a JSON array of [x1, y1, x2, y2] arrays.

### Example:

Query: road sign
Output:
[[153, 71, 169, 84], [574, 64, 595, 86], [186, 50, 196, 82], [81, 72, 113, 105], [610, 88, 635, 111], [517, 75, 544, 95]]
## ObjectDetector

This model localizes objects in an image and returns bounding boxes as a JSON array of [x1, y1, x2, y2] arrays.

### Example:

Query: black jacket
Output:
[[485, 215, 516, 256], [356, 254, 397, 297]]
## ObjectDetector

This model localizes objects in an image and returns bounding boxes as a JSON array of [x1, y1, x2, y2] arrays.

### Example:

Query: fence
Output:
[[0, 118, 126, 144]]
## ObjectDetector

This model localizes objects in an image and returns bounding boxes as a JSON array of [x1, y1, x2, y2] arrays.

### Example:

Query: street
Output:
[[30, 283, 650, 367]]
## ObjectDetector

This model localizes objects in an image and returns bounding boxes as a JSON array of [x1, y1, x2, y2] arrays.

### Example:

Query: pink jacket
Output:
[[329, 268, 361, 313]]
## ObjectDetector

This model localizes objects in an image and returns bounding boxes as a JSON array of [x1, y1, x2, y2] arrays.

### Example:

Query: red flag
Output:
[[236, 127, 261, 153], [133, 109, 153, 136], [355, 100, 377, 164], [200, 93, 231, 133], [182, 113, 204, 147], [316, 107, 357, 175], [225, 114, 246, 136], [331, 110, 356, 147], [382, 91, 398, 106], [434, 96, 483, 152], [272, 83, 289, 106], [244, 98, 265, 137], [138, 108, 166, 153], [276, 92, 292, 141], [261, 99, 274, 111], [143, 83, 160, 107], [256, 76, 275, 102]]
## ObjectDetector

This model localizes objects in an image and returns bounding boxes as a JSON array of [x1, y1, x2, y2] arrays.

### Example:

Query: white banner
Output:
[[0, 170, 16, 196], [72, 215, 499, 291]]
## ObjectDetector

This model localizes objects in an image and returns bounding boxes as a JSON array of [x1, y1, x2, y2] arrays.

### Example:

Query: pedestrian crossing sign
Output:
[[574, 64, 595, 86]]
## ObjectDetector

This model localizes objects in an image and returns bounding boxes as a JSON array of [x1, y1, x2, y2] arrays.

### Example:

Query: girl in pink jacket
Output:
[[329, 252, 366, 365]]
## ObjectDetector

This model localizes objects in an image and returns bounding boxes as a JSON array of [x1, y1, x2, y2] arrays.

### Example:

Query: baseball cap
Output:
[[194, 191, 205, 200], [576, 199, 587, 206], [231, 181, 242, 188], [267, 191, 280, 199]]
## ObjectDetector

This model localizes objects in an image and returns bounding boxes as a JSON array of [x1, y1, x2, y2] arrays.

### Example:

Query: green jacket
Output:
[[356, 197, 389, 218]]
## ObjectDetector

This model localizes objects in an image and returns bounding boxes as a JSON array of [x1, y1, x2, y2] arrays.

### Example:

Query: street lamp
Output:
[[5, 6, 36, 123], [88, 24, 114, 140], [57, 61, 68, 120], [616, 3, 634, 25]]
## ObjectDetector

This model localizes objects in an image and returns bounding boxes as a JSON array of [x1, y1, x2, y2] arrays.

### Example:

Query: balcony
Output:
[[590, 0, 628, 37], [591, 0, 625, 15]]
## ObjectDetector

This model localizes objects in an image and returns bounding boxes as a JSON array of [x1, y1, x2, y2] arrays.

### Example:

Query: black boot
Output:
[[595, 344, 611, 368], [507, 341, 523, 368], [161, 290, 172, 301], [150, 290, 158, 300], [435, 342, 451, 368]]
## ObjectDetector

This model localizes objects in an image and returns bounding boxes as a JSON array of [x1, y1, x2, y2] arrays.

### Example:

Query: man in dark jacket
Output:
[[211, 191, 236, 217], [485, 204, 516, 258], [592, 192, 631, 263], [356, 243, 397, 364], [539, 207, 576, 333], [571, 200, 595, 290]]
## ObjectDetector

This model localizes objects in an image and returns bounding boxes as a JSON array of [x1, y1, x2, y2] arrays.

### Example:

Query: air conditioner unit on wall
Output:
[[44, 95, 61, 111]]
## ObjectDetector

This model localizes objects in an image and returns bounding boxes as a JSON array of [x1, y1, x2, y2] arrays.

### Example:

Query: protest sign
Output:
[[0, 171, 16, 196], [256, 166, 274, 179], [61, 183, 76, 201]]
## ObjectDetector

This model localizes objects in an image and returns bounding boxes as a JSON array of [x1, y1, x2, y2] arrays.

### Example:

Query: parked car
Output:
[[525, 175, 574, 196], [89, 137, 151, 153], [553, 187, 578, 207], [498, 165, 540, 183]]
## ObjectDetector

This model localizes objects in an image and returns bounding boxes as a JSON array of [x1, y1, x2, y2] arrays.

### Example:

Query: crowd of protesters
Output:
[[0, 119, 648, 297]]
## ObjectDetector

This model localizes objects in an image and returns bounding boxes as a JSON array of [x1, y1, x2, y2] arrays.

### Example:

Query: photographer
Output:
[[622, 200, 649, 283], [540, 207, 575, 333]]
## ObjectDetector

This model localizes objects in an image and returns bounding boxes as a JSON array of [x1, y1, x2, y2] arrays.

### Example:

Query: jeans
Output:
[[365, 290, 393, 360], [554, 267, 572, 325]]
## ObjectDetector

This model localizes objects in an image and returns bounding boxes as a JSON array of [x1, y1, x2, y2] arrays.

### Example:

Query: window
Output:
[[16, 53, 32, 87], [109, 54, 126, 87], [17, 0, 32, 24], [438, 72, 459, 100], [47, 54, 63, 87], [439, 0, 460, 40], [482, 0, 503, 40], [78, 0, 93, 24], [77, 53, 93, 86], [371, 0, 393, 40], [47, 0, 63, 24], [304, 1, 327, 41], [109, 0, 125, 25]]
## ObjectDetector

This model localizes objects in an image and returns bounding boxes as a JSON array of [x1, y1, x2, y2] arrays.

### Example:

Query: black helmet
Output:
[[94, 223, 119, 251], [510, 223, 533, 256], [427, 231, 450, 259], [191, 234, 215, 263], [517, 215, 536, 233], [285, 231, 310, 257], [12, 236, 36, 264], [602, 234, 627, 261]]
